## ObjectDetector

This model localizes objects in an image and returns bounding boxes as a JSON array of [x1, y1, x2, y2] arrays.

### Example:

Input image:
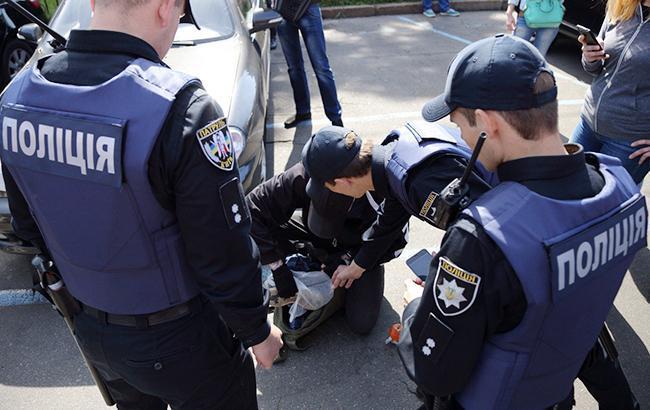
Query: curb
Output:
[[322, 0, 505, 19]]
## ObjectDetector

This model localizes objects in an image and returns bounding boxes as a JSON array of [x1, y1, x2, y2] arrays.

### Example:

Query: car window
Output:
[[178, 0, 235, 42], [46, 0, 234, 44]]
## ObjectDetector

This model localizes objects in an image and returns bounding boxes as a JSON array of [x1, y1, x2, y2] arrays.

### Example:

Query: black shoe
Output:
[[331, 118, 343, 127], [284, 113, 311, 129], [270, 36, 278, 50]]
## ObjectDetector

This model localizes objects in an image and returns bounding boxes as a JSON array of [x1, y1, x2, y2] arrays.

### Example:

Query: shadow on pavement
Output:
[[284, 122, 313, 172], [606, 307, 650, 406], [255, 297, 419, 409], [547, 37, 594, 85], [628, 247, 650, 303], [0, 304, 94, 388]]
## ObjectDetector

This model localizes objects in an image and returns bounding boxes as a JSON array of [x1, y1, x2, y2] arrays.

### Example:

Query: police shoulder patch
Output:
[[419, 191, 439, 224], [433, 257, 480, 317], [196, 117, 235, 171]]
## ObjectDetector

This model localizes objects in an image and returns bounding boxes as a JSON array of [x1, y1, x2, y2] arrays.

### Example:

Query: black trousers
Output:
[[554, 334, 639, 410], [73, 298, 258, 410], [274, 218, 386, 335]]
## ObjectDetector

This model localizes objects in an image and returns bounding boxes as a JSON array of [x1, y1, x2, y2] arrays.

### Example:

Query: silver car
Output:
[[0, 0, 281, 253]]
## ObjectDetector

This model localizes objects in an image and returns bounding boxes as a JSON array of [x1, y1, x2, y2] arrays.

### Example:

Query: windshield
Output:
[[47, 0, 234, 44]]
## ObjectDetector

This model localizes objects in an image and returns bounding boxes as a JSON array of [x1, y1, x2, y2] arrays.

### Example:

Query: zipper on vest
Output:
[[594, 4, 646, 134]]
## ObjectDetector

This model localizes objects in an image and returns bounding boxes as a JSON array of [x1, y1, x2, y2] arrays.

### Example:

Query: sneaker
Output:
[[422, 9, 436, 17], [270, 36, 278, 50], [439, 8, 460, 16]]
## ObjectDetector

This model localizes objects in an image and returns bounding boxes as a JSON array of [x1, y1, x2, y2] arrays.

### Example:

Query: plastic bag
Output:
[[261, 254, 335, 322], [288, 269, 334, 322]]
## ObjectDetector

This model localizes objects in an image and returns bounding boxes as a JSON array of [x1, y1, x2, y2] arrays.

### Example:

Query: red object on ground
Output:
[[387, 323, 402, 344]]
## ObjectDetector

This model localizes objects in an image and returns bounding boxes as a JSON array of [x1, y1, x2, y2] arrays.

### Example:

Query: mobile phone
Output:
[[576, 25, 601, 48], [405, 249, 435, 281]]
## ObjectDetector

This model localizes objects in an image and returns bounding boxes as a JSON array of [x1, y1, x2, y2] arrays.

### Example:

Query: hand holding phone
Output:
[[577, 25, 600, 47], [406, 249, 435, 281], [576, 25, 608, 63]]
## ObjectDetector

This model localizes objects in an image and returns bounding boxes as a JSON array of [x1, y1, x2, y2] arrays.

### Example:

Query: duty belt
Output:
[[79, 297, 201, 328]]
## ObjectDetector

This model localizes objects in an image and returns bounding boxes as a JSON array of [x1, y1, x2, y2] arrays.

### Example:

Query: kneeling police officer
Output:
[[0, 0, 282, 407], [398, 34, 645, 409], [301, 121, 494, 290], [247, 139, 408, 343]]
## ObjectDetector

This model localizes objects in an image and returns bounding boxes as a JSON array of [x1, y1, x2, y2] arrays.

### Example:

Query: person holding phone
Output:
[[398, 34, 646, 410], [572, 0, 650, 184], [505, 0, 564, 57]]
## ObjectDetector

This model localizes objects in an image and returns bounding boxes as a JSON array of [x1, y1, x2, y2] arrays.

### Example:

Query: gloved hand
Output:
[[272, 264, 298, 298]]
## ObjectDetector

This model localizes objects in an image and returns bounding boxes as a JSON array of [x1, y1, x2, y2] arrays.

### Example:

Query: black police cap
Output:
[[422, 34, 557, 122]]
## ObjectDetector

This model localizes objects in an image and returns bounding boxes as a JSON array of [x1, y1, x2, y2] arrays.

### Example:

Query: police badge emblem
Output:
[[433, 257, 480, 316], [196, 118, 235, 171]]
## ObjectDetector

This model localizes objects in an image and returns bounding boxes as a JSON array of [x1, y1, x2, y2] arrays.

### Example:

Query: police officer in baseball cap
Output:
[[0, 0, 283, 407], [301, 116, 495, 292], [246, 131, 408, 348], [398, 34, 645, 409]]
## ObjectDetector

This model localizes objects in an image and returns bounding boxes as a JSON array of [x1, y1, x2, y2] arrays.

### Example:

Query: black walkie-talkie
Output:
[[430, 132, 487, 230]]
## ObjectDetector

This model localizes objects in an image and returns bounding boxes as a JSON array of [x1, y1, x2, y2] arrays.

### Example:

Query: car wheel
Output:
[[2, 39, 35, 85]]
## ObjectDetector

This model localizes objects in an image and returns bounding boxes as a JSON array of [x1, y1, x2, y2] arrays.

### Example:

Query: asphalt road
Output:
[[0, 11, 648, 409]]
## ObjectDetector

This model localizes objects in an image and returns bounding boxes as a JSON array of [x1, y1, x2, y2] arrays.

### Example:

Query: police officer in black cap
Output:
[[247, 138, 408, 337], [0, 0, 282, 407], [301, 121, 494, 291], [398, 34, 644, 410]]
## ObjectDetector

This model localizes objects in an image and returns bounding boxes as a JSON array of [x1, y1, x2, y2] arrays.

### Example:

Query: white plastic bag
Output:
[[289, 269, 334, 322]]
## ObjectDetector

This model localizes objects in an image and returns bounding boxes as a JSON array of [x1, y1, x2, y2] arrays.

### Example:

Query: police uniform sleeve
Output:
[[398, 216, 525, 397], [353, 195, 410, 270], [406, 155, 491, 228], [157, 88, 269, 348], [246, 162, 310, 265]]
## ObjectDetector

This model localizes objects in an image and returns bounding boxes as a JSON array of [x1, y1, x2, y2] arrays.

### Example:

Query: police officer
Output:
[[0, 0, 282, 407], [246, 149, 407, 336], [301, 122, 494, 290], [398, 34, 645, 409]]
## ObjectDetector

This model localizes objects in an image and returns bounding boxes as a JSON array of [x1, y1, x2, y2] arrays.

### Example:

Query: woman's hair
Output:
[[607, 0, 641, 23]]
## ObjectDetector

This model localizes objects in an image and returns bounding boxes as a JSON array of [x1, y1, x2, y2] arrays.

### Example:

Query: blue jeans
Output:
[[422, 0, 450, 12], [571, 117, 650, 185], [277, 4, 342, 122], [513, 16, 559, 57]]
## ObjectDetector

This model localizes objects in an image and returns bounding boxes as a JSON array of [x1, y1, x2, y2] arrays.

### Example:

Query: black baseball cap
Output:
[[180, 0, 201, 30], [422, 34, 557, 122], [302, 126, 360, 238]]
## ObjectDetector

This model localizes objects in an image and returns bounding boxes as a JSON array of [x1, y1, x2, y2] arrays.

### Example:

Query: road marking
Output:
[[559, 99, 585, 106], [0, 289, 48, 307], [397, 16, 472, 45], [266, 111, 421, 130], [266, 100, 583, 130], [396, 15, 589, 90]]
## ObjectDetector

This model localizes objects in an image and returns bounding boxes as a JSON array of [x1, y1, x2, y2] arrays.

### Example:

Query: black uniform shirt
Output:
[[1, 30, 270, 347], [399, 145, 606, 397], [246, 162, 405, 266], [354, 142, 492, 270]]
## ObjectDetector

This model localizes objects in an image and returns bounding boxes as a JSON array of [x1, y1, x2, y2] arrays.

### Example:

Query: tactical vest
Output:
[[384, 121, 496, 217], [456, 154, 647, 409], [0, 58, 202, 314]]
